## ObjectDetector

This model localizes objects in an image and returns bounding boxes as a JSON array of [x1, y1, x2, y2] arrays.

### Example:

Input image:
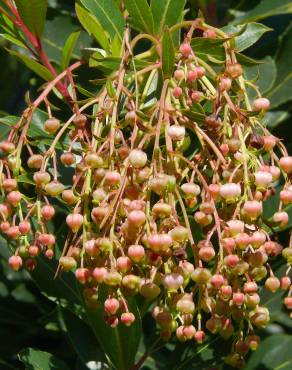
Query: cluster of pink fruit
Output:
[[1, 20, 292, 368]]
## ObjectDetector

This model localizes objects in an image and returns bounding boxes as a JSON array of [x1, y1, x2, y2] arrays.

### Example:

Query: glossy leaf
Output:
[[267, 23, 292, 108], [61, 308, 105, 366], [245, 56, 277, 97], [0, 33, 27, 50], [90, 55, 150, 72], [231, 0, 292, 24], [80, 0, 125, 41], [42, 15, 91, 65], [245, 335, 292, 370], [30, 261, 81, 312], [75, 4, 110, 50], [151, 0, 186, 34], [264, 110, 289, 129], [6, 50, 53, 81], [18, 348, 70, 370], [0, 116, 18, 140], [236, 52, 262, 66], [190, 38, 226, 62], [15, 0, 48, 37], [62, 31, 80, 70], [161, 27, 175, 79], [223, 23, 272, 52], [124, 0, 154, 34]]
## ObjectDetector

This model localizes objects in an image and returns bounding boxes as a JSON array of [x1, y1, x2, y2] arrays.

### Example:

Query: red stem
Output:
[[5, 0, 72, 102]]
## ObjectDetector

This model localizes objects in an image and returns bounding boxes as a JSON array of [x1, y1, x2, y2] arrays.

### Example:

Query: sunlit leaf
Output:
[[80, 0, 125, 41], [62, 31, 80, 70], [151, 0, 186, 34], [161, 27, 175, 79]]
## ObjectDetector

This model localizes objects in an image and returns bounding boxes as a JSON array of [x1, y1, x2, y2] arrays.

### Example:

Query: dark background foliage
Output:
[[0, 0, 292, 369]]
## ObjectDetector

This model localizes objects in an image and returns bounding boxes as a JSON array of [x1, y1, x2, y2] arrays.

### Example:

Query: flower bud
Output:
[[179, 43, 192, 58], [279, 156, 292, 174], [104, 298, 120, 315], [44, 118, 60, 134], [167, 125, 185, 141], [128, 245, 145, 263], [6, 191, 22, 207], [66, 213, 83, 232], [121, 312, 135, 326], [9, 255, 23, 271], [163, 273, 184, 291], [60, 256, 77, 271], [128, 149, 147, 168], [219, 183, 241, 202], [27, 154, 43, 169], [41, 205, 55, 220], [253, 97, 270, 112]]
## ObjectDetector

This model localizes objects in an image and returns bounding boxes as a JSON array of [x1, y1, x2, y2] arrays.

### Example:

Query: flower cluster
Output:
[[1, 19, 292, 368]]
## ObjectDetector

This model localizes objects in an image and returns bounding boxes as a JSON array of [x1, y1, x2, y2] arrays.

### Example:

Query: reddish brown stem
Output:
[[5, 0, 72, 102]]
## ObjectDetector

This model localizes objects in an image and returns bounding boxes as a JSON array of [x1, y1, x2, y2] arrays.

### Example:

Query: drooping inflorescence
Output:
[[1, 19, 292, 368]]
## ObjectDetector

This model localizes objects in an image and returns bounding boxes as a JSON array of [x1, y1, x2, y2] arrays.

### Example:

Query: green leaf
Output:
[[0, 33, 27, 49], [264, 110, 289, 129], [6, 49, 53, 81], [267, 22, 292, 108], [190, 38, 226, 62], [61, 308, 105, 366], [245, 335, 292, 370], [231, 0, 292, 24], [0, 115, 18, 140], [245, 56, 277, 97], [89, 55, 150, 72], [42, 15, 92, 65], [235, 52, 262, 66], [223, 23, 272, 52], [62, 31, 80, 70], [15, 0, 48, 37], [75, 4, 109, 50], [161, 27, 175, 79], [30, 257, 81, 312], [18, 348, 70, 370], [79, 0, 125, 41], [124, 0, 154, 34], [151, 0, 186, 34]]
